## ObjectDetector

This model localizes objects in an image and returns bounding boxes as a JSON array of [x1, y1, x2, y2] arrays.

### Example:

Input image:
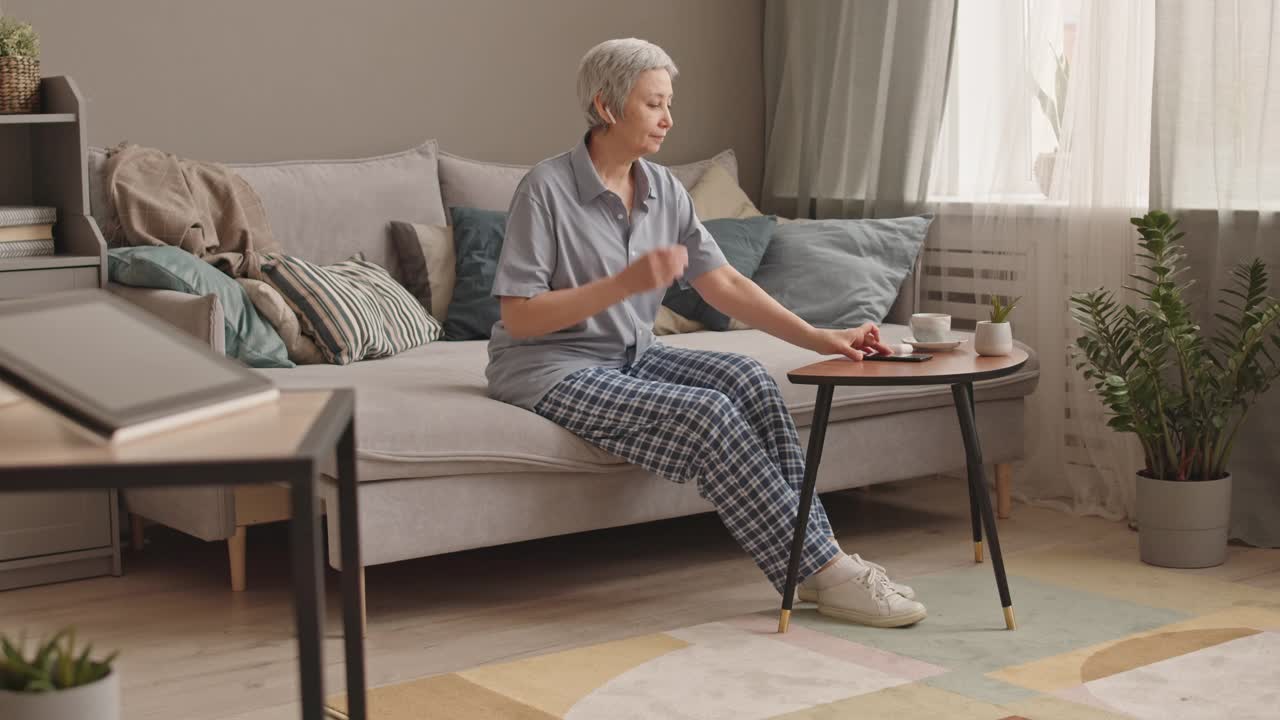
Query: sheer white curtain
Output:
[[1151, 0, 1280, 546], [924, 0, 1153, 519]]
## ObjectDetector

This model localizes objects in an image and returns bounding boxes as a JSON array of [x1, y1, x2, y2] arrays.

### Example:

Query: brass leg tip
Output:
[[975, 541, 984, 563], [1004, 606, 1017, 630], [778, 609, 791, 634]]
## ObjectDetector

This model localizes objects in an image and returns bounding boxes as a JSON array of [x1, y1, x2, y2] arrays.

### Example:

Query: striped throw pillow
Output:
[[260, 253, 443, 365]]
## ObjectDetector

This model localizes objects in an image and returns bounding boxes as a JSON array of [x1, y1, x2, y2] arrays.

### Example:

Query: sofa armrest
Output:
[[106, 284, 225, 355]]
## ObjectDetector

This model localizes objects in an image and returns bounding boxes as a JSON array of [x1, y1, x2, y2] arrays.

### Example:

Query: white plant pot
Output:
[[974, 321, 1013, 356], [0, 670, 120, 720], [1136, 472, 1232, 568]]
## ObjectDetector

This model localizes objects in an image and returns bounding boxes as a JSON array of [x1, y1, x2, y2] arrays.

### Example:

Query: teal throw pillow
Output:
[[661, 215, 777, 331], [751, 216, 931, 328], [444, 206, 507, 340], [107, 246, 294, 368]]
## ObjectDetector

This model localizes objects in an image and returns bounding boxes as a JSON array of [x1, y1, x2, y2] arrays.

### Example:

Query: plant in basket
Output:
[[0, 15, 41, 113]]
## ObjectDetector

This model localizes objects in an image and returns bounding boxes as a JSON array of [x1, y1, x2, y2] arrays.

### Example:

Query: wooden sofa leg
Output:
[[995, 463, 1013, 519], [360, 567, 368, 639], [228, 526, 247, 592], [130, 514, 145, 551]]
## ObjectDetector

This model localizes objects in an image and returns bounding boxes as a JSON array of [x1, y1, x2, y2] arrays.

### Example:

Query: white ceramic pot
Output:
[[0, 670, 120, 720], [974, 321, 1013, 356]]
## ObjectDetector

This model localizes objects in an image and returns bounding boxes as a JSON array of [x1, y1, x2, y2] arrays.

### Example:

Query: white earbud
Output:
[[603, 107, 617, 125]]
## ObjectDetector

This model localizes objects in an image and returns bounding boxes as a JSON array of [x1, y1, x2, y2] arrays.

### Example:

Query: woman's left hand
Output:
[[808, 323, 895, 361]]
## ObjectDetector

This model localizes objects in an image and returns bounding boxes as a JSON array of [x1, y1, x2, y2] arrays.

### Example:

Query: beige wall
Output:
[[6, 0, 764, 196]]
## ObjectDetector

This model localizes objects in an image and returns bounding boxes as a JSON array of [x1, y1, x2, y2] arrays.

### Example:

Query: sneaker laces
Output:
[[858, 564, 897, 600]]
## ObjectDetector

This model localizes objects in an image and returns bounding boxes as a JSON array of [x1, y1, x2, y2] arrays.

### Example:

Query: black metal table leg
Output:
[[779, 384, 835, 633], [338, 419, 367, 720], [291, 466, 327, 718], [965, 388, 983, 563], [951, 382, 1016, 629]]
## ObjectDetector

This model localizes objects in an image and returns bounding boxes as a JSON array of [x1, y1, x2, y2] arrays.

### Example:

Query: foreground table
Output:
[[0, 389, 366, 720], [780, 343, 1029, 633]]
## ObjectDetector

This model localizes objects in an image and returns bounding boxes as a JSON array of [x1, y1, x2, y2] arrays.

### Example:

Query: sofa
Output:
[[87, 141, 1040, 594]]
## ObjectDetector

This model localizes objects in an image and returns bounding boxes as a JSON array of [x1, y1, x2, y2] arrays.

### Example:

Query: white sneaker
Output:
[[798, 554, 915, 602], [815, 564, 927, 628]]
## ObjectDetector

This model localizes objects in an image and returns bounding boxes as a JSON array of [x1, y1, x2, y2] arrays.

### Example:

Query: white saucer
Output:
[[902, 336, 964, 352]]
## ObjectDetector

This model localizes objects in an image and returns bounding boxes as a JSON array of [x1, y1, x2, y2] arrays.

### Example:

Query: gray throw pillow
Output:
[[661, 216, 776, 331], [752, 216, 931, 328]]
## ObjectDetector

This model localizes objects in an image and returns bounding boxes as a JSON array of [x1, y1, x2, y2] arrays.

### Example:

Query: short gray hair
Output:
[[576, 38, 678, 129]]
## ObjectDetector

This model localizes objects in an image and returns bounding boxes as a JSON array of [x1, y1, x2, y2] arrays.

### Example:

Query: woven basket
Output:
[[0, 57, 41, 114]]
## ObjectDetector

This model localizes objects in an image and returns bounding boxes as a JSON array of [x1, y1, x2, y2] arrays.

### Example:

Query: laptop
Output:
[[0, 289, 279, 444]]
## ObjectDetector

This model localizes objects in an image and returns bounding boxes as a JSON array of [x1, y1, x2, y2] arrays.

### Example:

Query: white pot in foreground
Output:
[[0, 671, 120, 720], [974, 321, 1013, 356]]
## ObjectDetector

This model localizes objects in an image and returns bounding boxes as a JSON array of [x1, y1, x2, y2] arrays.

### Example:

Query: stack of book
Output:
[[0, 206, 57, 259]]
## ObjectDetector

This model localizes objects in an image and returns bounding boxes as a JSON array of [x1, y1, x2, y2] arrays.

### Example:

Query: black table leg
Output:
[[338, 419, 366, 720], [965, 388, 983, 563], [951, 382, 1016, 630], [291, 467, 326, 718], [779, 384, 834, 633]]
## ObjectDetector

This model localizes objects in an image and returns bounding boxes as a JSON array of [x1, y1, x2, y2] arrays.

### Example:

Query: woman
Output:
[[486, 38, 926, 628]]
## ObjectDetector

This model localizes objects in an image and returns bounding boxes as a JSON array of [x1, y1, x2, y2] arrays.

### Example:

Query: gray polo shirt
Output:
[[486, 136, 728, 411]]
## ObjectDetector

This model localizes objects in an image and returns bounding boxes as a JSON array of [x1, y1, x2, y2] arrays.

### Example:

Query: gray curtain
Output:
[[1151, 0, 1280, 547], [762, 0, 956, 219]]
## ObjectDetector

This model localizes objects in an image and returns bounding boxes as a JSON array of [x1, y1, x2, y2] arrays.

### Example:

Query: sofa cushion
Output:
[[436, 149, 741, 215], [90, 142, 447, 279], [237, 278, 327, 365], [106, 246, 294, 368], [258, 325, 1039, 483], [259, 253, 444, 365], [660, 215, 776, 331], [689, 162, 763, 220], [443, 207, 506, 340], [753, 216, 932, 328], [388, 222, 456, 321]]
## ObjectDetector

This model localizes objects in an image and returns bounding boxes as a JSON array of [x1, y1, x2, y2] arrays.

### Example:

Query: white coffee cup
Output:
[[910, 313, 952, 343]]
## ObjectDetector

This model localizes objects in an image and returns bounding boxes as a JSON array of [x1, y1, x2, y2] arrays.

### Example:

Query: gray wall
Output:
[[5, 0, 764, 196]]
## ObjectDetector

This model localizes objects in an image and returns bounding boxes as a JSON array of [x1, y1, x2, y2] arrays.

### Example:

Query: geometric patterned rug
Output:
[[329, 544, 1280, 719]]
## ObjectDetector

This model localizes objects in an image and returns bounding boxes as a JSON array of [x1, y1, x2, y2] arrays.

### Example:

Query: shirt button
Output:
[[616, 214, 624, 220]]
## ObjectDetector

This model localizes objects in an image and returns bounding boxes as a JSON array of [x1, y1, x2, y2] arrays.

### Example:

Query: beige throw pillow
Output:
[[655, 163, 761, 334], [690, 163, 764, 221], [237, 278, 326, 364], [389, 222, 456, 322]]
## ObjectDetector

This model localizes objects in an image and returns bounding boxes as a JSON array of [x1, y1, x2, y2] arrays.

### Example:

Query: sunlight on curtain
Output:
[[925, 0, 1154, 520]]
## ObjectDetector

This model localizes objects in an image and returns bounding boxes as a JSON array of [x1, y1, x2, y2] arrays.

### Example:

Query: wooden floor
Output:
[[2, 475, 1277, 720]]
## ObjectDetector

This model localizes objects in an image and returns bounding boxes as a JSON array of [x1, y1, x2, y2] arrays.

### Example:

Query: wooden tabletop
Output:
[[0, 390, 339, 468], [788, 342, 1029, 387]]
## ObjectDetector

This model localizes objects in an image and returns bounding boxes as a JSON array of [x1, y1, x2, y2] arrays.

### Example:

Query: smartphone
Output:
[[864, 352, 933, 362]]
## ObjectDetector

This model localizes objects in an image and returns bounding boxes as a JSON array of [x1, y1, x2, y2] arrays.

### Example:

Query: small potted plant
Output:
[[0, 14, 41, 114], [975, 295, 1019, 356], [0, 628, 120, 720], [1072, 211, 1280, 568]]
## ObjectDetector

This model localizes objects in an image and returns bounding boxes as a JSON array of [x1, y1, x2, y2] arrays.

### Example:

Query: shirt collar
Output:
[[571, 133, 658, 205]]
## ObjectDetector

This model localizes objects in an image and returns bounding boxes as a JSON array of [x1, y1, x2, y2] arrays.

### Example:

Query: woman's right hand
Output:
[[616, 245, 689, 295]]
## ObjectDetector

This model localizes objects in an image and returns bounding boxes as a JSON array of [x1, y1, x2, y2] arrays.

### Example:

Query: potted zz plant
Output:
[[0, 628, 120, 720], [0, 14, 41, 114], [975, 295, 1019, 357], [1071, 211, 1280, 568]]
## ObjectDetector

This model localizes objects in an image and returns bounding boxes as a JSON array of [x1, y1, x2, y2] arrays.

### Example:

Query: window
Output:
[[929, 0, 1081, 201]]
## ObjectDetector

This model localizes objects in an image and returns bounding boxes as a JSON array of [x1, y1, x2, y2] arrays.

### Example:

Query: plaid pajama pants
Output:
[[533, 343, 841, 594]]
